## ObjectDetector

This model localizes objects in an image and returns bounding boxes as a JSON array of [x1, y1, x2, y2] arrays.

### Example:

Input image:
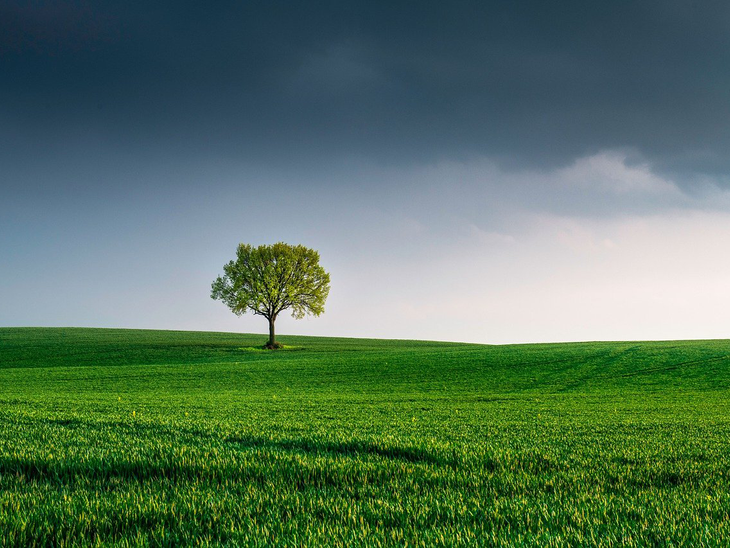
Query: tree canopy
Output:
[[211, 243, 330, 348]]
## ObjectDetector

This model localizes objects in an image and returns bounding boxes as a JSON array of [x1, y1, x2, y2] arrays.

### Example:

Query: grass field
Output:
[[2, 328, 730, 546]]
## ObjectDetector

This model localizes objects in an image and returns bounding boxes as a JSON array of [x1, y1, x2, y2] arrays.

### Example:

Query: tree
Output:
[[211, 242, 330, 348]]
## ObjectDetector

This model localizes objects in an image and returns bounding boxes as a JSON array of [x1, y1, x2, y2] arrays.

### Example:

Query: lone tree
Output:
[[211, 242, 330, 348]]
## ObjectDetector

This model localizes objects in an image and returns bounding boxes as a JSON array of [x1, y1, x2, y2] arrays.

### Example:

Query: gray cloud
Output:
[[3, 1, 730, 183]]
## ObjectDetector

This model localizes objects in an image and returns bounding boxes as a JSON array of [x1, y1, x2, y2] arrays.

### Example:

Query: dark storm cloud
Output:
[[2, 1, 730, 180]]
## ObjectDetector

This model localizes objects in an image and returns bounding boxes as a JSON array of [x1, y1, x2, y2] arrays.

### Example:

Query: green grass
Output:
[[2, 327, 730, 546]]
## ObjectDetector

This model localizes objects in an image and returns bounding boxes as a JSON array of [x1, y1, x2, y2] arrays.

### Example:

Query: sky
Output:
[[2, 1, 730, 344]]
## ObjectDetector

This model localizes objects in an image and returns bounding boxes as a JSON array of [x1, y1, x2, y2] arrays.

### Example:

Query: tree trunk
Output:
[[268, 317, 276, 347]]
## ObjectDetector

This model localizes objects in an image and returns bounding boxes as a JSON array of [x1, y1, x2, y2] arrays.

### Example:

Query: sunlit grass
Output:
[[2, 328, 730, 545]]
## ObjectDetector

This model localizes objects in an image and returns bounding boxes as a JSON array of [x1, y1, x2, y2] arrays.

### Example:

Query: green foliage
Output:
[[211, 242, 330, 321], [3, 328, 730, 545]]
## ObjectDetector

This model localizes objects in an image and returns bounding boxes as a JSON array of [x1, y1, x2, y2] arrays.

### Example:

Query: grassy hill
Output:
[[2, 328, 730, 545]]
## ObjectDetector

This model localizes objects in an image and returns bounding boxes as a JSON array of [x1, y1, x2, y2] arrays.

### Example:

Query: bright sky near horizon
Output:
[[3, 1, 730, 344]]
